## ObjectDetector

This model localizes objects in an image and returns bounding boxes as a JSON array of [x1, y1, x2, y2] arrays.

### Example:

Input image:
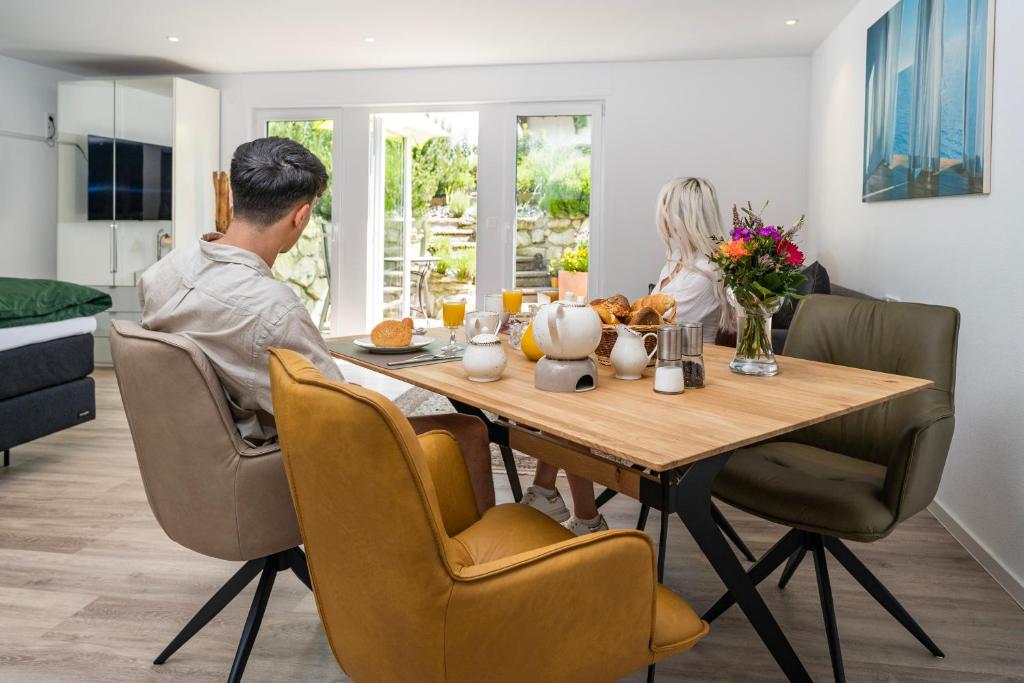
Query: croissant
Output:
[[631, 294, 676, 322], [629, 306, 663, 326]]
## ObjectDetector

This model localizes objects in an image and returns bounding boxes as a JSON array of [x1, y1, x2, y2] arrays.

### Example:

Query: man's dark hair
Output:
[[230, 137, 328, 226]]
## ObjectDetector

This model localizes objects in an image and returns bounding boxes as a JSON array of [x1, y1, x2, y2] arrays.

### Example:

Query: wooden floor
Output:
[[1, 368, 1022, 682]]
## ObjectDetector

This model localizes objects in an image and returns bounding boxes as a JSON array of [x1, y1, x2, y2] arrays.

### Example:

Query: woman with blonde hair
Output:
[[519, 177, 731, 536], [652, 176, 732, 342]]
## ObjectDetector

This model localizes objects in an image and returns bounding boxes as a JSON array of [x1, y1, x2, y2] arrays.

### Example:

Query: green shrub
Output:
[[515, 123, 591, 218], [453, 248, 476, 282], [447, 189, 470, 218], [540, 154, 590, 218]]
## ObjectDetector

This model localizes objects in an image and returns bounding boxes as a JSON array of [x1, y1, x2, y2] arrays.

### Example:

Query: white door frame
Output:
[[491, 100, 605, 297]]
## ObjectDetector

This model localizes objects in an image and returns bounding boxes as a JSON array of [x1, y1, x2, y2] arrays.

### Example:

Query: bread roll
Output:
[[629, 306, 662, 326], [371, 320, 414, 348], [606, 294, 631, 322], [590, 301, 618, 325]]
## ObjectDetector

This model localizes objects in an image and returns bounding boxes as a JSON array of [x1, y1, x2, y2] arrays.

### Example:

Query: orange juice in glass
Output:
[[441, 296, 467, 355], [502, 289, 523, 315]]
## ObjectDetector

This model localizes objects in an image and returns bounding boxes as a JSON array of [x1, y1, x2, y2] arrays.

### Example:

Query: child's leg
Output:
[[533, 461, 559, 489]]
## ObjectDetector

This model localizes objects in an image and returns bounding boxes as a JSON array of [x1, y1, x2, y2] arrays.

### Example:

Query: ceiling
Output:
[[0, 0, 857, 76]]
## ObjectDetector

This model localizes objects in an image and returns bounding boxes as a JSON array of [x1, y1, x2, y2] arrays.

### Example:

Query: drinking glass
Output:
[[441, 296, 467, 355], [502, 289, 524, 316]]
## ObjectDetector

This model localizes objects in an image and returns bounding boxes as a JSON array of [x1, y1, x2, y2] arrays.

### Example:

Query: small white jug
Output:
[[609, 324, 658, 380]]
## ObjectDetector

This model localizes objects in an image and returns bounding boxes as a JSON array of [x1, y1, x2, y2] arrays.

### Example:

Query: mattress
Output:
[[0, 316, 97, 352], [0, 334, 95, 401], [0, 377, 96, 451]]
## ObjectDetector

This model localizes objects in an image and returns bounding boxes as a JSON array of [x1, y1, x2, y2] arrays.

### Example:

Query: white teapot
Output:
[[609, 324, 658, 380], [531, 298, 602, 361]]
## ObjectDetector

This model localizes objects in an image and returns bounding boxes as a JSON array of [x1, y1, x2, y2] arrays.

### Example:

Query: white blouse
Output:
[[652, 255, 721, 344]]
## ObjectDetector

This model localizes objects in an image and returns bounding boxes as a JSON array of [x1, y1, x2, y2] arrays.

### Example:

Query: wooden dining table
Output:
[[330, 329, 931, 682]]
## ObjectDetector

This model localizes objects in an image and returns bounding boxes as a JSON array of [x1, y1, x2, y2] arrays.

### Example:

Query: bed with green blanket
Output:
[[0, 278, 112, 467]]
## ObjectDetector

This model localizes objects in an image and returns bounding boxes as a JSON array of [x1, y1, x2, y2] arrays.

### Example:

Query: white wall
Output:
[[196, 57, 809, 329], [0, 55, 74, 278], [809, 0, 1024, 602]]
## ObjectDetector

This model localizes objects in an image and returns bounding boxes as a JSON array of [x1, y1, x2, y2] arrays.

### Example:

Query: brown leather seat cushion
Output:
[[714, 441, 896, 541]]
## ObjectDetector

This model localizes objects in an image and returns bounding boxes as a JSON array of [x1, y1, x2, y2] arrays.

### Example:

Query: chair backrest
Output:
[[110, 320, 299, 561], [268, 348, 459, 682], [784, 295, 959, 516]]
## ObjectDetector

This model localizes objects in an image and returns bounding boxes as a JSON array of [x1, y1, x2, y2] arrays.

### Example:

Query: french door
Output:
[[254, 102, 601, 336]]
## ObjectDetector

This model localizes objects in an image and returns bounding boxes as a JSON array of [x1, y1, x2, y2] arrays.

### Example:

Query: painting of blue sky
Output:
[[863, 0, 994, 202]]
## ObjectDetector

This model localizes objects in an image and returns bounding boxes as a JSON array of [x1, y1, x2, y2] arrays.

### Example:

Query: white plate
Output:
[[353, 335, 435, 354]]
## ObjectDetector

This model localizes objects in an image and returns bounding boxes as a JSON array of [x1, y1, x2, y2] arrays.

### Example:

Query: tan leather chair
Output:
[[110, 320, 310, 683], [268, 347, 708, 683]]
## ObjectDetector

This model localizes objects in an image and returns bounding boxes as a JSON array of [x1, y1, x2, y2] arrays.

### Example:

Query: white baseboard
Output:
[[928, 500, 1024, 609]]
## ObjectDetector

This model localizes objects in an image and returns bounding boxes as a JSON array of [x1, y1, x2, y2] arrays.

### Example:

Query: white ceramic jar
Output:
[[462, 333, 507, 382]]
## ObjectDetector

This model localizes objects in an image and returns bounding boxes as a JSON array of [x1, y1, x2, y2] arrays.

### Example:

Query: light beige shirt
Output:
[[138, 237, 343, 443]]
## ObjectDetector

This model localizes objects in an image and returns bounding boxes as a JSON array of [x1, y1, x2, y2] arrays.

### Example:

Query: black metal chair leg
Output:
[[636, 504, 651, 531], [824, 536, 944, 657], [811, 535, 845, 683], [778, 546, 808, 589], [3, 449, 9, 467], [154, 558, 266, 665], [227, 561, 278, 683], [498, 444, 523, 502], [711, 502, 756, 562], [703, 529, 805, 623], [287, 548, 312, 590], [647, 663, 656, 682]]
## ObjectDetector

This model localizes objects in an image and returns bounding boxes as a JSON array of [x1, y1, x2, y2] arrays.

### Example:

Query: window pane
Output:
[[515, 115, 591, 300]]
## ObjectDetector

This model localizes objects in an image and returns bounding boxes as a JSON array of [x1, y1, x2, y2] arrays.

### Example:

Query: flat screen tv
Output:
[[87, 135, 172, 221]]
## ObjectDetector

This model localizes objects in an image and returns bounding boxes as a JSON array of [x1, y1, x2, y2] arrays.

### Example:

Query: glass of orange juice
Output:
[[441, 296, 467, 355], [502, 289, 523, 316]]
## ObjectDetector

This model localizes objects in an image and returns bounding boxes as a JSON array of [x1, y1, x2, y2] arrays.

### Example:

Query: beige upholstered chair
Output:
[[110, 320, 309, 683]]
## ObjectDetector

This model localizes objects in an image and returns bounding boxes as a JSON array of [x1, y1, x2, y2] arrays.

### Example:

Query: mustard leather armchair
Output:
[[268, 348, 708, 683]]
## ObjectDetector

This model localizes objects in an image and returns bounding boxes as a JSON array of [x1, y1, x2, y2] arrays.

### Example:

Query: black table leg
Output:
[[673, 453, 811, 683], [448, 399, 522, 502]]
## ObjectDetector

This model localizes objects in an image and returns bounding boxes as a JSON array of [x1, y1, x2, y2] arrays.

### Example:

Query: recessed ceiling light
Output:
[[785, 19, 799, 26], [167, 35, 180, 42], [363, 36, 375, 43]]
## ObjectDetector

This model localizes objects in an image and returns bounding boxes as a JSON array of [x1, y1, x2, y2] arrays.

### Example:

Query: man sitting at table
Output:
[[138, 137, 495, 513]]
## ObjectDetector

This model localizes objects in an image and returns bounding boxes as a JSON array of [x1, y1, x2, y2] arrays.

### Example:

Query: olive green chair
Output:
[[707, 294, 959, 682]]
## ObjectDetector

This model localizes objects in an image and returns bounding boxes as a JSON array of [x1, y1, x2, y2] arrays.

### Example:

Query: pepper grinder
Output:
[[680, 322, 705, 389], [653, 325, 685, 395]]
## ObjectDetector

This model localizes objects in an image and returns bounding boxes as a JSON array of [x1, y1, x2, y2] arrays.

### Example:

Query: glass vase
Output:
[[727, 289, 783, 377]]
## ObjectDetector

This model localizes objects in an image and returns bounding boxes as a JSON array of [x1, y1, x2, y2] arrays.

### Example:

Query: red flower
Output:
[[777, 240, 804, 266]]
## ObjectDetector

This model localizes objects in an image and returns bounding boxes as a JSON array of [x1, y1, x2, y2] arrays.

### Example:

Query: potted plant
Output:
[[548, 257, 560, 288], [556, 239, 589, 301]]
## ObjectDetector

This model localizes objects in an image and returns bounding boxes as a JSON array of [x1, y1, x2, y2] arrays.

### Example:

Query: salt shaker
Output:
[[653, 325, 685, 395], [680, 322, 705, 389]]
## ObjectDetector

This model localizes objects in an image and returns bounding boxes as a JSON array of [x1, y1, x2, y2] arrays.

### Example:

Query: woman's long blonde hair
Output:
[[655, 177, 733, 331]]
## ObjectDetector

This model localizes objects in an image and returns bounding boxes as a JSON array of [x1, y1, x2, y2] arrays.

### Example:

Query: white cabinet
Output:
[[57, 77, 220, 287]]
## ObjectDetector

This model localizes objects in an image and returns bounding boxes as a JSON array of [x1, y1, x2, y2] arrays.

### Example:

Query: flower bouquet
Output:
[[709, 202, 806, 376]]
